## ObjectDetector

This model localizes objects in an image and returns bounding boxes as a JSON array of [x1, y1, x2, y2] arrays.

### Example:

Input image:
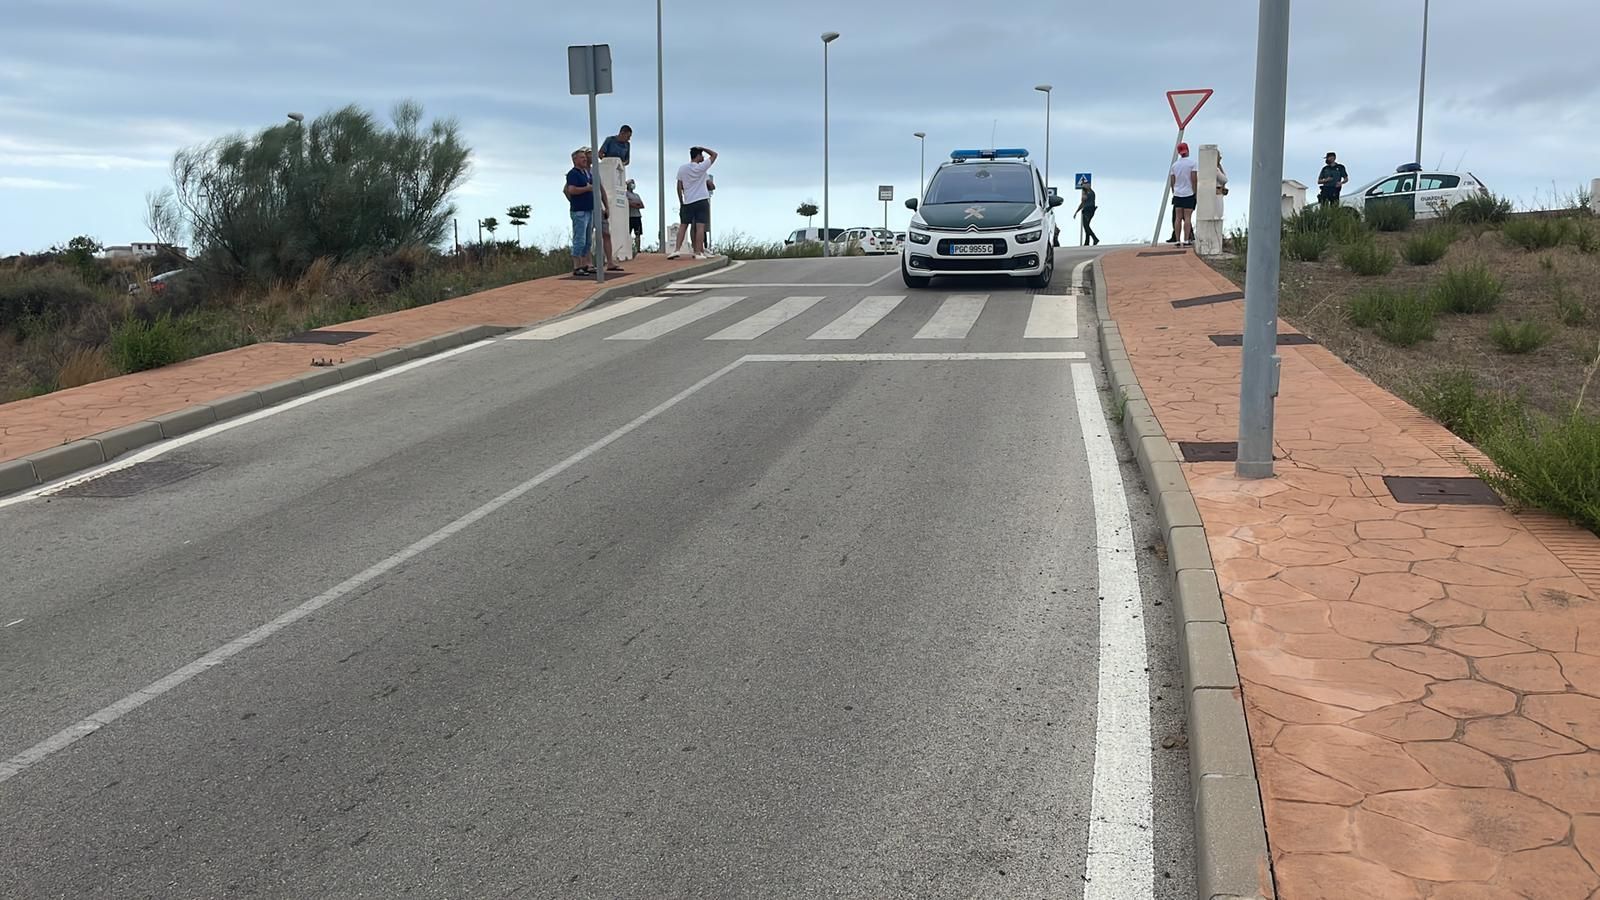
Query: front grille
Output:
[[918, 255, 1038, 272]]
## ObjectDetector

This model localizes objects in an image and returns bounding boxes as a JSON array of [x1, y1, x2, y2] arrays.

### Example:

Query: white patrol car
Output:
[[901, 148, 1063, 289]]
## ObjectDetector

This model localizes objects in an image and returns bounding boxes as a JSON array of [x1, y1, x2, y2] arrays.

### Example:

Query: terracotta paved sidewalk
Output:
[[1103, 249, 1600, 899], [0, 255, 707, 464]]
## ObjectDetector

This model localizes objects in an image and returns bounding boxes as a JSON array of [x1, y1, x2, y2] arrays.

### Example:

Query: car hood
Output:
[[916, 202, 1038, 229]]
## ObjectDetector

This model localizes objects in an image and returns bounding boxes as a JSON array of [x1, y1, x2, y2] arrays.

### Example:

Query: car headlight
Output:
[[1017, 230, 1042, 244], [909, 230, 931, 244]]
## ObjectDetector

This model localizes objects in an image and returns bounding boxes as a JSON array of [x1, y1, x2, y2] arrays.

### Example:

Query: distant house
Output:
[[101, 242, 188, 260]]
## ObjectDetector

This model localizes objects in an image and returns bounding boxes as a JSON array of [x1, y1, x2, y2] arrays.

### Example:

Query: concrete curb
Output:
[[1089, 261, 1275, 900], [0, 323, 507, 499], [568, 254, 731, 315]]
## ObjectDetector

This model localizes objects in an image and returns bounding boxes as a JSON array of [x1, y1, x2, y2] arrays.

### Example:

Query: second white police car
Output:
[[901, 148, 1063, 289]]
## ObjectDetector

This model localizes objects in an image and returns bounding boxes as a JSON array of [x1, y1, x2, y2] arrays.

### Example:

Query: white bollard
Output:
[[1591, 178, 1599, 216], [1195, 144, 1224, 255]]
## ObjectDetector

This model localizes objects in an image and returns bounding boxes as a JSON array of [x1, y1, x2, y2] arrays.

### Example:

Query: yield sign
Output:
[[1166, 89, 1214, 129]]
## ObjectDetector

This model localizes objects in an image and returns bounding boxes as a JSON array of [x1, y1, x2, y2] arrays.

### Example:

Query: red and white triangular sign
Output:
[[1166, 89, 1214, 129]]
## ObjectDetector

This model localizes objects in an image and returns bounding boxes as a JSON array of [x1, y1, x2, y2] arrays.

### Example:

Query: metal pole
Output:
[[919, 138, 925, 197], [1044, 92, 1051, 193], [1415, 0, 1429, 166], [1237, 0, 1292, 479], [822, 39, 831, 258], [589, 92, 605, 283], [1150, 127, 1184, 245], [657, 0, 666, 254]]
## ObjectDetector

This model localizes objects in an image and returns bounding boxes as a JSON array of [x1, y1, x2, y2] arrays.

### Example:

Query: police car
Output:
[[901, 148, 1063, 289]]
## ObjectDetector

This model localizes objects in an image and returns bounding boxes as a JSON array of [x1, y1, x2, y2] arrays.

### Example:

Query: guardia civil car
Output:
[[901, 148, 1063, 289]]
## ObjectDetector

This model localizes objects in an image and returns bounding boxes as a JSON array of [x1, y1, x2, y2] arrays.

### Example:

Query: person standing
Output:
[[599, 125, 632, 166], [670, 145, 717, 260], [564, 147, 596, 276], [1215, 151, 1230, 219], [1074, 181, 1100, 246], [1318, 152, 1349, 206], [1168, 141, 1199, 247], [626, 179, 645, 254]]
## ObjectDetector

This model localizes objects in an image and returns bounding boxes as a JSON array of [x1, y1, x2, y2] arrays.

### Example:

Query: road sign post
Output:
[[569, 44, 614, 283], [879, 185, 894, 230], [1150, 88, 1213, 246]]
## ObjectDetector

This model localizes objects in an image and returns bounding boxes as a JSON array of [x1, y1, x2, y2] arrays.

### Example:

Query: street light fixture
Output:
[[821, 31, 840, 258], [913, 131, 926, 199], [1033, 85, 1052, 195], [286, 112, 304, 123]]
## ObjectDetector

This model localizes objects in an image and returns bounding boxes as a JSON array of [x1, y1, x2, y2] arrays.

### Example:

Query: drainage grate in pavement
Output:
[[1384, 476, 1503, 506], [1137, 250, 1188, 257], [1178, 441, 1240, 462], [278, 330, 376, 345], [1208, 333, 1317, 347], [56, 460, 216, 498], [1172, 291, 1244, 309]]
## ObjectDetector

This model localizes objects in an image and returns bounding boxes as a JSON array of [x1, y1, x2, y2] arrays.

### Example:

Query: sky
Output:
[[2, 0, 1597, 256]]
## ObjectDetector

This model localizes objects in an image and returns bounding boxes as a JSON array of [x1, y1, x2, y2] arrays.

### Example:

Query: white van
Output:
[[785, 227, 847, 247]]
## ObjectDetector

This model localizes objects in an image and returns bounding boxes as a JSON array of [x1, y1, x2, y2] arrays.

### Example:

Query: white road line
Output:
[[1071, 258, 1092, 293], [1071, 362, 1154, 898], [742, 352, 1085, 362], [668, 260, 747, 284], [3, 619, 22, 628], [705, 296, 825, 341], [0, 340, 498, 510], [605, 295, 746, 341], [506, 295, 669, 341], [808, 295, 905, 340], [914, 294, 988, 340], [0, 358, 748, 786], [1024, 294, 1080, 339]]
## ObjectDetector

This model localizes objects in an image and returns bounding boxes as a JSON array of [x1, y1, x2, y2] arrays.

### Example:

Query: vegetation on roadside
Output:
[[1432, 263, 1505, 314], [1488, 319, 1552, 354], [1401, 229, 1453, 266], [1340, 237, 1397, 276]]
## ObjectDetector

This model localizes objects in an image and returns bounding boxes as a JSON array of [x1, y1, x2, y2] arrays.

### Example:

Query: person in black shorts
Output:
[[671, 146, 717, 259], [1318, 152, 1349, 206], [626, 179, 644, 253], [1168, 142, 1199, 246]]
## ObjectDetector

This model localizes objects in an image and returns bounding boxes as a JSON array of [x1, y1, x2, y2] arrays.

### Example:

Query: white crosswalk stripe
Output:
[[808, 295, 905, 340], [706, 296, 825, 341], [1024, 294, 1080, 339], [507, 295, 669, 341], [606, 295, 747, 341], [913, 294, 987, 340]]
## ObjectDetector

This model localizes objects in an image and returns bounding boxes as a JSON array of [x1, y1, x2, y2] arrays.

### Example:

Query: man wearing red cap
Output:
[[1168, 141, 1199, 247]]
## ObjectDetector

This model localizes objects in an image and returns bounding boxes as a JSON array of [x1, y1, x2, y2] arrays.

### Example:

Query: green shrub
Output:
[[1501, 217, 1572, 251], [109, 313, 192, 372], [1448, 193, 1512, 225], [1557, 295, 1589, 326], [1432, 263, 1504, 314], [1347, 288, 1402, 327], [1340, 238, 1396, 276], [1283, 230, 1331, 262], [1401, 230, 1451, 265], [1374, 298, 1437, 347], [1477, 411, 1600, 535], [1410, 371, 1524, 443], [1284, 203, 1366, 243], [0, 266, 102, 336], [1227, 227, 1249, 258], [1576, 223, 1599, 255], [1364, 201, 1413, 232], [1488, 319, 1551, 354]]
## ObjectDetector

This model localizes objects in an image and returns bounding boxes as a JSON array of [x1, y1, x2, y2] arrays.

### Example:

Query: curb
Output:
[[1089, 261, 1275, 900], [0, 323, 508, 500], [568, 254, 731, 315]]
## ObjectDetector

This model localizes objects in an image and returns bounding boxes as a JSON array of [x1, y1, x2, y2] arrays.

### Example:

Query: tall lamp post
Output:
[[1034, 84, 1052, 193], [1414, 0, 1430, 166], [821, 31, 840, 258], [913, 131, 926, 198], [656, 0, 667, 253]]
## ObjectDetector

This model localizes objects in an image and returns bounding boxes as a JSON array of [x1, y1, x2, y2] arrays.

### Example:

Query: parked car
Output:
[[830, 227, 896, 255], [1341, 164, 1490, 220], [785, 227, 847, 246], [894, 231, 907, 248], [129, 268, 189, 295]]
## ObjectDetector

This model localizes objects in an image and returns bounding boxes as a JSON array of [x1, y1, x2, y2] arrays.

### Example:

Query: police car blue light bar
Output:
[[950, 148, 1029, 160]]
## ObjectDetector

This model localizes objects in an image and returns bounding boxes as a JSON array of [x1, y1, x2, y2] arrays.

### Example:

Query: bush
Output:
[[1488, 319, 1551, 354], [1374, 297, 1437, 347], [1576, 223, 1599, 255], [1285, 203, 1366, 243], [1364, 201, 1413, 232], [1449, 193, 1512, 225], [1340, 238, 1396, 276], [1347, 288, 1402, 327], [1432, 263, 1504, 314], [109, 314, 191, 373], [0, 266, 102, 337], [1501, 217, 1572, 252], [1557, 294, 1589, 326], [1283, 230, 1330, 262], [1401, 230, 1451, 266], [1410, 371, 1521, 442], [1227, 227, 1249, 259], [57, 347, 117, 389], [1477, 411, 1600, 535]]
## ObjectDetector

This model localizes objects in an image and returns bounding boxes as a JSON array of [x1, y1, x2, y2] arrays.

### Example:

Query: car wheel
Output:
[[1028, 250, 1054, 290], [901, 259, 931, 289]]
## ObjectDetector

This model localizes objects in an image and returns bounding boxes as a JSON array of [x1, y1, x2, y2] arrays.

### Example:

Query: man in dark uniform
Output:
[[1318, 152, 1349, 206]]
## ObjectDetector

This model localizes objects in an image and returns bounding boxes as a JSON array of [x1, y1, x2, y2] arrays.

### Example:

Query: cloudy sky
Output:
[[3, 0, 1596, 255]]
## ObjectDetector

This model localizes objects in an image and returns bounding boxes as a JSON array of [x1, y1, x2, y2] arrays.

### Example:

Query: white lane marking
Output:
[[0, 340, 498, 510], [0, 358, 748, 786], [742, 352, 1085, 362], [1071, 258, 1092, 293], [1071, 362, 1154, 897], [605, 295, 746, 341], [4, 619, 22, 628], [705, 296, 825, 341], [808, 295, 905, 340], [668, 260, 747, 284], [1024, 294, 1080, 339], [507, 295, 670, 341], [913, 294, 988, 340]]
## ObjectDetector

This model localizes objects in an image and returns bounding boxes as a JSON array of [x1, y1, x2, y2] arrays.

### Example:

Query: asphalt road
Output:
[[0, 251, 1193, 898]]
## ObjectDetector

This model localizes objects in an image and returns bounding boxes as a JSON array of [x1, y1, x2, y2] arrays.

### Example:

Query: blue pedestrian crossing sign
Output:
[[1074, 173, 1092, 189]]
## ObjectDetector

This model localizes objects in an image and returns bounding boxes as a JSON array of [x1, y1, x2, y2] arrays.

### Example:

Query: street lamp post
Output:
[[1034, 85, 1052, 193], [1415, 0, 1430, 166], [821, 31, 839, 258], [913, 131, 926, 198], [657, 0, 667, 254]]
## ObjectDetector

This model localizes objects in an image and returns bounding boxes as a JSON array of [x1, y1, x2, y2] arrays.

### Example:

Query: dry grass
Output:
[[56, 347, 117, 388]]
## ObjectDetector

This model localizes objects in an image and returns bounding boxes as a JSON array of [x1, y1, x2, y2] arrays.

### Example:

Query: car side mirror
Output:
[[1048, 195, 1065, 208], [904, 198, 918, 211]]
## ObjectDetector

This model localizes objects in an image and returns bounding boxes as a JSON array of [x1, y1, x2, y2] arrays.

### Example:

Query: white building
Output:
[[101, 242, 187, 260]]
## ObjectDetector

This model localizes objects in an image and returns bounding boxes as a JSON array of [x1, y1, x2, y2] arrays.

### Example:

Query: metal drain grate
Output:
[[1208, 333, 1317, 347], [1172, 291, 1244, 309], [56, 460, 215, 498], [1178, 441, 1240, 462], [1383, 476, 1502, 506], [278, 330, 376, 345], [1137, 250, 1188, 258]]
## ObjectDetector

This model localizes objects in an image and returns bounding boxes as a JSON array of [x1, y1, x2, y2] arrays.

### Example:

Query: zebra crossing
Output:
[[508, 291, 1080, 343]]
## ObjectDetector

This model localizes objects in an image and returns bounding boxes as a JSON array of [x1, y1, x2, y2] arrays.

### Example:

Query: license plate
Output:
[[950, 243, 993, 255]]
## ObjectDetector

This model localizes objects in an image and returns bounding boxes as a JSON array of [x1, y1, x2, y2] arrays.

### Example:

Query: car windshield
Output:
[[924, 164, 1036, 205]]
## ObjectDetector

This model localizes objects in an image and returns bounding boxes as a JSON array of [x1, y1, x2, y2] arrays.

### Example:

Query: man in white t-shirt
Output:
[[1168, 142, 1199, 247], [671, 146, 718, 259]]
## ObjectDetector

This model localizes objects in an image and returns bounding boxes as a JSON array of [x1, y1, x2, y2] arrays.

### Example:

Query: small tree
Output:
[[481, 216, 499, 241], [506, 205, 531, 245], [797, 201, 819, 229]]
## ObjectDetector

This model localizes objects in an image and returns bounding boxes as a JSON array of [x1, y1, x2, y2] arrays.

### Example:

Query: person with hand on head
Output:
[[1168, 141, 1199, 247], [671, 145, 718, 260]]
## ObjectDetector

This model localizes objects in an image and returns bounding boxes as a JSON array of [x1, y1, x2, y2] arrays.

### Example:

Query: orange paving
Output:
[[0, 255, 706, 464], [1103, 249, 1600, 899]]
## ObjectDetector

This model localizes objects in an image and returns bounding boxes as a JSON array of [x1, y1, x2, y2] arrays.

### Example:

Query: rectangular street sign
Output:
[[878, 185, 894, 201], [1074, 173, 1092, 190], [567, 44, 614, 96]]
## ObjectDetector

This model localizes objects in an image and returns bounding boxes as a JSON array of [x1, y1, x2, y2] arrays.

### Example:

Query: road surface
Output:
[[0, 252, 1193, 898]]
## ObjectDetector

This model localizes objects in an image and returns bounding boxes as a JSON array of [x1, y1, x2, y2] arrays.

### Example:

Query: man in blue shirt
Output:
[[564, 148, 596, 276], [599, 126, 632, 166]]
